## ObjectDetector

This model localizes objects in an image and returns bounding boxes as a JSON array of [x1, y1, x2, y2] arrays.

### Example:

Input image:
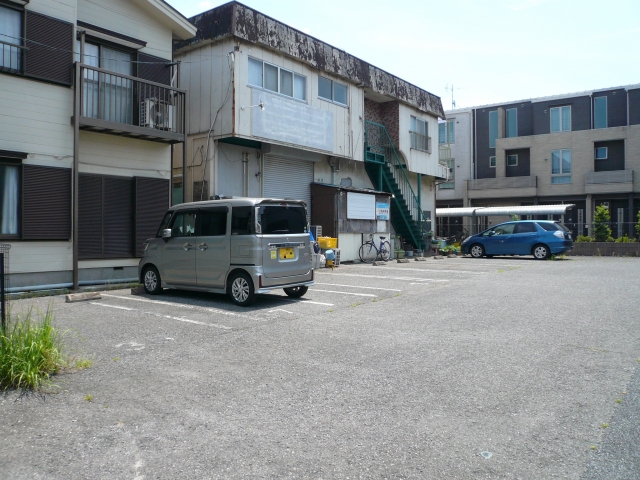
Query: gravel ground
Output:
[[1, 256, 638, 479]]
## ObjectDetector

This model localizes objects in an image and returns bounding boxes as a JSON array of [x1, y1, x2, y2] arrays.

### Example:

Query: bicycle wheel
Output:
[[379, 241, 392, 261], [359, 242, 378, 263]]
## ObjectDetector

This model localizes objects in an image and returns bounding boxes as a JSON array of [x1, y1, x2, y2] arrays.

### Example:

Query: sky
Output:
[[166, 0, 640, 111]]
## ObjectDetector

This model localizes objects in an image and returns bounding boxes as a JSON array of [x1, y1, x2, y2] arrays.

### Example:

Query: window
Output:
[[0, 164, 19, 236], [231, 206, 253, 235], [594, 96, 607, 129], [0, 4, 22, 71], [170, 211, 197, 237], [490, 156, 496, 168], [200, 208, 227, 236], [550, 106, 571, 132], [410, 116, 431, 152], [438, 120, 455, 144], [595, 147, 608, 160], [514, 223, 537, 234], [258, 205, 307, 234], [318, 76, 347, 105], [551, 149, 571, 183], [79, 41, 134, 124], [506, 108, 517, 138], [507, 154, 518, 166], [1, 162, 71, 240], [156, 212, 172, 237], [537, 222, 562, 232], [489, 110, 498, 148], [248, 57, 306, 101]]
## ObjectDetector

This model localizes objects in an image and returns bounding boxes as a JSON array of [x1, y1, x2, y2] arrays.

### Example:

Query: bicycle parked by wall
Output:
[[359, 233, 392, 263]]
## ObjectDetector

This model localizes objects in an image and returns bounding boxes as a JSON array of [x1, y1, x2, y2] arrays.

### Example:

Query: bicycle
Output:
[[359, 234, 392, 263]]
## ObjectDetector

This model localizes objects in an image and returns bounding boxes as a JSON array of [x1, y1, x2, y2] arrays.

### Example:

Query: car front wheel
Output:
[[470, 244, 485, 258], [143, 266, 162, 295], [283, 286, 308, 298], [228, 271, 256, 306], [533, 244, 550, 260]]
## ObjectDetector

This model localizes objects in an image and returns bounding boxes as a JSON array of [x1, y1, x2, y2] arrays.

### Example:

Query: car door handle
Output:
[[197, 243, 208, 251], [183, 243, 194, 250]]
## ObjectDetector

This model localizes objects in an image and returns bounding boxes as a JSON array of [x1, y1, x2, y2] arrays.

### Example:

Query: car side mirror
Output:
[[488, 230, 495, 236], [162, 229, 172, 239]]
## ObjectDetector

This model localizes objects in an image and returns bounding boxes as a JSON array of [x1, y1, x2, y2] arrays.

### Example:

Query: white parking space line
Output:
[[314, 283, 401, 292], [312, 289, 376, 297], [315, 272, 448, 282], [293, 300, 334, 306], [269, 309, 293, 314], [101, 293, 251, 318], [375, 266, 489, 275], [90, 302, 232, 329], [90, 302, 133, 311]]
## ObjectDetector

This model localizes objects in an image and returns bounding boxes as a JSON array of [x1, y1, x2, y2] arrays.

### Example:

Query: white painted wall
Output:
[[398, 103, 445, 177], [437, 109, 473, 203]]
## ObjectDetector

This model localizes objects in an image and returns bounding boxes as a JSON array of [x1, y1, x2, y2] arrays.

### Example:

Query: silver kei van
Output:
[[138, 198, 314, 306]]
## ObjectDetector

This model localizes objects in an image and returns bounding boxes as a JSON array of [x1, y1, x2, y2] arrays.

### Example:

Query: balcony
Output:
[[0, 41, 24, 73], [76, 64, 186, 144], [585, 170, 633, 194], [467, 176, 537, 199]]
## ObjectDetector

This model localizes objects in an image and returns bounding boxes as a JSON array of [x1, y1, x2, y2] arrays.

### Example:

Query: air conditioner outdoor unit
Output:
[[141, 98, 174, 130]]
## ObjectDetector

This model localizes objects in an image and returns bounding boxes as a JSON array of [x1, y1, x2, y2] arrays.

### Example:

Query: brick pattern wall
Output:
[[364, 99, 400, 148]]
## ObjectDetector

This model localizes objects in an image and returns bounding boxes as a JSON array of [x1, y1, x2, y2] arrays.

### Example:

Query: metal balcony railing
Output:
[[0, 41, 25, 73], [410, 131, 432, 153], [468, 176, 537, 190], [585, 170, 633, 184], [77, 63, 185, 142], [439, 145, 452, 162]]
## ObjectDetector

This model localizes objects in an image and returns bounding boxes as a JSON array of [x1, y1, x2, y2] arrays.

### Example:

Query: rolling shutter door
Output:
[[103, 177, 134, 258], [137, 53, 171, 86], [262, 156, 313, 216], [78, 174, 103, 260]]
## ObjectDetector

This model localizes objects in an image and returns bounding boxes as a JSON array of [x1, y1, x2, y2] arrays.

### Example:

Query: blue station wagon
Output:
[[460, 220, 573, 259]]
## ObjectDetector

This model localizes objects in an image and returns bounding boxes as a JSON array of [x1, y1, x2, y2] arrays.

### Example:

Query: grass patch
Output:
[[84, 394, 93, 402], [0, 305, 91, 391], [601, 423, 609, 429]]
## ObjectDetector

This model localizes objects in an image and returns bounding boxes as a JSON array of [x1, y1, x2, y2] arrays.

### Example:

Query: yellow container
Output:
[[318, 237, 337, 249], [326, 260, 334, 267]]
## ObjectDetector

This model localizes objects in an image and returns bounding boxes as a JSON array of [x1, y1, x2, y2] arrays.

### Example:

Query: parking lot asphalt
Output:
[[1, 256, 639, 479]]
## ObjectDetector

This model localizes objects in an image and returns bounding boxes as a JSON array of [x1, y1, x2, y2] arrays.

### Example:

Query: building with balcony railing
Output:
[[0, 0, 196, 291], [436, 85, 640, 238]]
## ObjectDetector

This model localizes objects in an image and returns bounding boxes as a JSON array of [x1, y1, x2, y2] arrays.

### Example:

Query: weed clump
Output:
[[0, 306, 66, 391]]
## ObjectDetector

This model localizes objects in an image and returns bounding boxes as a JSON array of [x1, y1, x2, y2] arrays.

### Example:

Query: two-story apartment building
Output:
[[436, 85, 640, 238], [172, 1, 447, 260], [0, 0, 196, 291]]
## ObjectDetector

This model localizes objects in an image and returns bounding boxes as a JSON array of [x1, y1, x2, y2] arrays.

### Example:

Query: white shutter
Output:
[[263, 155, 313, 215]]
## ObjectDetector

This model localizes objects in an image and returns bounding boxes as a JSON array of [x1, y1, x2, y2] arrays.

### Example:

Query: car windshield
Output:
[[258, 205, 307, 234]]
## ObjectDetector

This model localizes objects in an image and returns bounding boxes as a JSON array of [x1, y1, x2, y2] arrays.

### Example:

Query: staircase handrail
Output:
[[365, 120, 428, 244]]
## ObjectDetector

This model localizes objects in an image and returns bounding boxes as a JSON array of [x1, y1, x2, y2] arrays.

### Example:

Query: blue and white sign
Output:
[[376, 202, 390, 220]]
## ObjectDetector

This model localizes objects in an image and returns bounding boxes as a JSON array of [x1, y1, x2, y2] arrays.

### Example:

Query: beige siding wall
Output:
[[27, 0, 77, 24], [77, 0, 173, 60], [79, 132, 170, 177], [8, 242, 72, 275], [0, 76, 73, 165]]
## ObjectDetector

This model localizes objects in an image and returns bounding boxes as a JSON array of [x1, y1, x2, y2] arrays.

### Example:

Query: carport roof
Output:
[[436, 204, 574, 217]]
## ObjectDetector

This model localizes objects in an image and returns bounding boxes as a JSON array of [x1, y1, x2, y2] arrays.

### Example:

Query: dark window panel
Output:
[[137, 52, 171, 85], [24, 11, 74, 85], [103, 177, 134, 257], [134, 177, 169, 257], [78, 174, 103, 259], [22, 165, 71, 240]]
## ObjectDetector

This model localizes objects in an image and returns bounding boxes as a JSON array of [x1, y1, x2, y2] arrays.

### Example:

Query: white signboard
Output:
[[376, 202, 390, 220], [347, 192, 375, 220], [252, 90, 334, 152]]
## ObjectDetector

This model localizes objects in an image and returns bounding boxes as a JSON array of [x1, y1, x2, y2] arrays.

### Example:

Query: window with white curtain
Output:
[[0, 164, 19, 236], [78, 41, 133, 124], [0, 4, 22, 71]]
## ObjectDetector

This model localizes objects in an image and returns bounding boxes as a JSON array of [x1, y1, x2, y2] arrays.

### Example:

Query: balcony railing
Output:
[[585, 170, 633, 184], [439, 145, 452, 162], [468, 176, 537, 190], [410, 131, 432, 153], [77, 63, 186, 144], [1, 41, 25, 73]]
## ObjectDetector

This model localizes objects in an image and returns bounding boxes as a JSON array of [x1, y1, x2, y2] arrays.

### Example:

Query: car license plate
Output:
[[279, 247, 295, 259]]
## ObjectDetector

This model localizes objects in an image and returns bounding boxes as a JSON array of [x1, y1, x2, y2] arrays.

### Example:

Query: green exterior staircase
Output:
[[364, 121, 431, 250]]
